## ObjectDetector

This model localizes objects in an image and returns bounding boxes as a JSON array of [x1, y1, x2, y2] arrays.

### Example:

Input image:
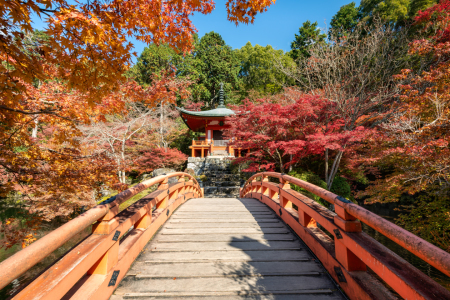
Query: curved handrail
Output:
[[0, 172, 201, 291], [242, 172, 450, 278]]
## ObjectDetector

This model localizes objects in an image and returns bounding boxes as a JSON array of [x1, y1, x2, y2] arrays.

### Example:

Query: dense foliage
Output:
[[2, 0, 450, 256], [0, 0, 275, 248]]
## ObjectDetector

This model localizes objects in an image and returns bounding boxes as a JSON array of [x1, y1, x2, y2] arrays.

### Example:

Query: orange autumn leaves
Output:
[[0, 0, 276, 248]]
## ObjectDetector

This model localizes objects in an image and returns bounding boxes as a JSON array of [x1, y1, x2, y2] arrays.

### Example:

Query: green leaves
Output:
[[235, 42, 295, 98], [193, 32, 241, 106], [329, 2, 360, 39], [290, 21, 326, 61]]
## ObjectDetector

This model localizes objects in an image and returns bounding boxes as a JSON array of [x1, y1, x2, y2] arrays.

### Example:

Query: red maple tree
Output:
[[225, 91, 373, 188]]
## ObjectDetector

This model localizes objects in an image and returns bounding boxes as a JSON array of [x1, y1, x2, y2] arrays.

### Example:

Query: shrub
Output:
[[330, 176, 351, 199], [288, 170, 329, 207]]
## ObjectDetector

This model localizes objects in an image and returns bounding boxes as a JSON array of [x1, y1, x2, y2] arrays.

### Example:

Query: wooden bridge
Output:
[[1, 172, 450, 299]]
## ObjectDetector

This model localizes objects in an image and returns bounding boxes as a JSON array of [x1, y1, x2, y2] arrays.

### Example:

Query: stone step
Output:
[[204, 188, 240, 191], [205, 182, 240, 187], [204, 194, 240, 199]]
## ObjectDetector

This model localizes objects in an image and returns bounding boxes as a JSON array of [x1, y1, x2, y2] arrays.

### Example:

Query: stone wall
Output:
[[187, 156, 233, 175]]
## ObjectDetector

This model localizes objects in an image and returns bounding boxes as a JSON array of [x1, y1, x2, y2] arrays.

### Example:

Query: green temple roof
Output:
[[177, 82, 235, 117], [177, 106, 235, 117]]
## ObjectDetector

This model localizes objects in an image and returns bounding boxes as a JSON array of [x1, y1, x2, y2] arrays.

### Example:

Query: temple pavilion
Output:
[[177, 84, 242, 158]]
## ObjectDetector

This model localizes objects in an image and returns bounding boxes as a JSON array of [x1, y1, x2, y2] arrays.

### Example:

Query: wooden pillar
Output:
[[156, 177, 169, 209], [201, 148, 204, 158], [135, 211, 152, 229], [88, 242, 119, 275], [191, 147, 195, 157], [238, 149, 241, 157], [279, 178, 292, 208]]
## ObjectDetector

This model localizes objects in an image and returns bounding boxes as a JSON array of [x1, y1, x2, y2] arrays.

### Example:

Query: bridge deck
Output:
[[111, 198, 345, 300]]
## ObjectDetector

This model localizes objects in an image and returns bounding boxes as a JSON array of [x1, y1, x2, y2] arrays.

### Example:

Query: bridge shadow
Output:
[[210, 198, 338, 300]]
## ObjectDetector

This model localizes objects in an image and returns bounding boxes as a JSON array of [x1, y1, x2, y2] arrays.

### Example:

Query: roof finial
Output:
[[218, 82, 225, 108]]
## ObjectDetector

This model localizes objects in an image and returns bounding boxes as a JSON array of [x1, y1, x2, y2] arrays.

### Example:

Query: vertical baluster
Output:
[[279, 178, 292, 209], [156, 177, 169, 210], [334, 202, 365, 271]]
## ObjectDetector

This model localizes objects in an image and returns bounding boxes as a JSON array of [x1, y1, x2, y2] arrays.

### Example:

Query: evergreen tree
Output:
[[329, 2, 360, 39], [130, 44, 182, 86], [359, 0, 409, 25], [193, 31, 241, 106], [290, 21, 326, 61], [235, 42, 295, 97]]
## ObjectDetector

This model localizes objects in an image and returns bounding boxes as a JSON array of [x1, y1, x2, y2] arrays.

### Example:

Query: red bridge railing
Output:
[[240, 172, 450, 300], [0, 172, 202, 300]]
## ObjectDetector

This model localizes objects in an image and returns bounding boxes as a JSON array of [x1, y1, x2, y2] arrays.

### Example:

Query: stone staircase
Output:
[[201, 159, 241, 198]]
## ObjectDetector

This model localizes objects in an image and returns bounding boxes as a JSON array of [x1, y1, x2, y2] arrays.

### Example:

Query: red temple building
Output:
[[178, 85, 242, 158]]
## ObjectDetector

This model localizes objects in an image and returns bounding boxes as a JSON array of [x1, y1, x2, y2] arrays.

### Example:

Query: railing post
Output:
[[298, 209, 316, 228], [87, 203, 122, 276], [170, 186, 179, 200], [156, 177, 169, 209], [335, 240, 366, 271], [269, 188, 278, 200], [334, 202, 365, 271], [88, 242, 119, 275], [262, 175, 269, 196], [334, 203, 361, 232], [135, 211, 152, 229], [251, 177, 258, 193], [178, 176, 186, 195], [187, 179, 194, 194], [92, 204, 120, 235], [279, 178, 292, 208]]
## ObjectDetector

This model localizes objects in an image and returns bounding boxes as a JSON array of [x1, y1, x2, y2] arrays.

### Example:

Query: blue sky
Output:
[[31, 0, 360, 63], [190, 0, 360, 52]]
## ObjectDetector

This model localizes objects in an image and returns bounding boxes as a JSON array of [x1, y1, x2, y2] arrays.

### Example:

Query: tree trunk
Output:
[[121, 139, 126, 184], [31, 118, 38, 138], [276, 149, 284, 173], [327, 150, 343, 190], [325, 148, 329, 184], [160, 102, 166, 150]]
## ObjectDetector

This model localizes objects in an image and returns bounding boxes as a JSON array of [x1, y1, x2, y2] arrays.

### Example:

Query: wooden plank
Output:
[[115, 275, 336, 293], [112, 197, 344, 300], [148, 241, 302, 251], [159, 228, 289, 234], [128, 261, 323, 277], [155, 233, 295, 242]]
